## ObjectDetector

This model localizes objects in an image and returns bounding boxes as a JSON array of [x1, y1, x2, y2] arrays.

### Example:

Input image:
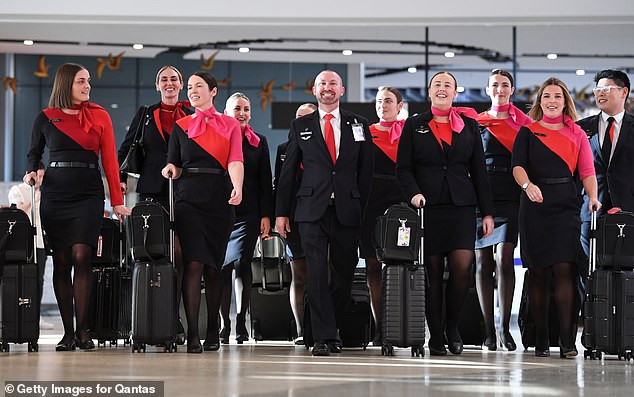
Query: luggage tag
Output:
[[351, 118, 365, 141], [396, 218, 411, 247]]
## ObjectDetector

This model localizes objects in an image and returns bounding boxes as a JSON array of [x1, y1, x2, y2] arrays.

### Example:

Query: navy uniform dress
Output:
[[167, 113, 243, 267], [511, 122, 594, 268], [27, 104, 124, 250]]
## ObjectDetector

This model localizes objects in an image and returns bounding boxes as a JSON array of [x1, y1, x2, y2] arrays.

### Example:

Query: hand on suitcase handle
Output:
[[23, 171, 37, 187], [161, 164, 181, 179], [588, 198, 602, 213], [411, 194, 426, 209]]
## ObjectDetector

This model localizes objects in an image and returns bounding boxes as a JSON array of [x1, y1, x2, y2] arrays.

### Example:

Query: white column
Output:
[[3, 53, 15, 182], [345, 63, 365, 102]]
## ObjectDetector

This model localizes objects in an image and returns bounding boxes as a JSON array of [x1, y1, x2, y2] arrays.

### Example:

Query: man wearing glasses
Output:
[[578, 69, 633, 268]]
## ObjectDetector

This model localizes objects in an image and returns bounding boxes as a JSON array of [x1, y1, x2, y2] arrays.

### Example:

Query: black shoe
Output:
[[219, 325, 231, 345], [447, 334, 463, 355], [203, 340, 220, 351], [75, 331, 95, 350], [482, 334, 497, 351], [559, 340, 578, 359], [294, 336, 305, 345], [328, 340, 342, 354], [175, 319, 186, 345], [235, 314, 249, 344], [535, 348, 550, 357], [56, 335, 76, 352], [428, 339, 447, 356], [499, 330, 517, 351], [187, 342, 203, 354], [312, 341, 330, 356]]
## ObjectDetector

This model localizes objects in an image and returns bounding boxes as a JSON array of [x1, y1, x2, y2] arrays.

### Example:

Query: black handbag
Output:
[[120, 106, 149, 176]]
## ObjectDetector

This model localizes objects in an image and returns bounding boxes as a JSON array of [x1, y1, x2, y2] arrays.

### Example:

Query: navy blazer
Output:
[[118, 103, 192, 194], [275, 109, 374, 227], [578, 112, 634, 221], [396, 111, 494, 216]]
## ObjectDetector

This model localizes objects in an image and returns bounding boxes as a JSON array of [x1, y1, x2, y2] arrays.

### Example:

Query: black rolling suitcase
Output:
[[0, 183, 39, 352], [583, 211, 634, 360], [130, 176, 177, 353], [380, 207, 426, 357], [250, 233, 295, 341]]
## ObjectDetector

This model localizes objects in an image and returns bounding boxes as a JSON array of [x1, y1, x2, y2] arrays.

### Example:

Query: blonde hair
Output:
[[155, 65, 183, 85], [528, 77, 578, 121], [225, 92, 250, 110]]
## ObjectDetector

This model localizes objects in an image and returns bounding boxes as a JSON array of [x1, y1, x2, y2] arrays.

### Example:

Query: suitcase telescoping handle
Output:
[[120, 192, 126, 269], [29, 180, 37, 266], [418, 200, 424, 267], [589, 210, 597, 274], [168, 172, 175, 265]]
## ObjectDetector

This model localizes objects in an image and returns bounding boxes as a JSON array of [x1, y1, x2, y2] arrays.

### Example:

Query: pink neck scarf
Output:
[[541, 114, 564, 124], [378, 119, 405, 143], [242, 124, 261, 147], [71, 102, 93, 133], [187, 106, 225, 139], [541, 114, 584, 135], [491, 103, 532, 126], [431, 106, 478, 133]]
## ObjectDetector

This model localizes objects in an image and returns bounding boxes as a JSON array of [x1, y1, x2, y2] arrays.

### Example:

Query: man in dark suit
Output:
[[275, 70, 374, 356], [578, 69, 633, 270]]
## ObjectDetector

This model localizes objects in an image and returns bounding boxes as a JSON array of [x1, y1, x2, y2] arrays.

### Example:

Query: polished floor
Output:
[[1, 310, 633, 397]]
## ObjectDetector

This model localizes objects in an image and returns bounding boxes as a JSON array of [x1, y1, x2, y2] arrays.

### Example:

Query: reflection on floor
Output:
[[1, 310, 633, 397]]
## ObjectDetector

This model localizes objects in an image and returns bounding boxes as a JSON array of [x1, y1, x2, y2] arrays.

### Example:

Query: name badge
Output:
[[352, 124, 365, 141], [396, 218, 411, 247], [299, 130, 313, 141]]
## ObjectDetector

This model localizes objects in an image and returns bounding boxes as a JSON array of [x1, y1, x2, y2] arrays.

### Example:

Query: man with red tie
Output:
[[578, 69, 633, 271], [275, 70, 374, 356]]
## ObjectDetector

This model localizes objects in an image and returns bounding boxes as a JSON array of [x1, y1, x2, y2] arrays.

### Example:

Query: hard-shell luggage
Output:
[[89, 265, 121, 346], [583, 211, 634, 360], [129, 198, 169, 262], [118, 258, 133, 344], [595, 210, 634, 270], [381, 207, 426, 357], [130, 176, 177, 353], [374, 203, 420, 264], [250, 234, 295, 341], [0, 183, 39, 352]]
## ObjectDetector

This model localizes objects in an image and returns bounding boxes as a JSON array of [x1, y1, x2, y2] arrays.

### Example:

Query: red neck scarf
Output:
[[491, 103, 532, 126], [431, 106, 478, 133], [71, 102, 94, 133], [542, 114, 585, 137], [378, 119, 405, 143], [187, 106, 227, 139], [242, 124, 261, 147]]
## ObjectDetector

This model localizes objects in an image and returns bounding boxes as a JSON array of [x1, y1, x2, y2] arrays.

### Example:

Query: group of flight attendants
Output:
[[25, 62, 630, 358]]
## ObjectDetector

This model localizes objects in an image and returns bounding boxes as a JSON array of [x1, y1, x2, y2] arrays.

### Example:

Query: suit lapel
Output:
[[308, 113, 332, 164], [611, 113, 634, 162], [584, 115, 604, 165]]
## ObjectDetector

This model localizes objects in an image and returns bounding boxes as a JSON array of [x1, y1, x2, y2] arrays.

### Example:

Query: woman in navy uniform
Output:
[[512, 77, 599, 358], [359, 87, 405, 345], [219, 92, 272, 344], [118, 65, 191, 344], [162, 72, 244, 353], [25, 63, 131, 351], [396, 71, 494, 356], [474, 69, 532, 351]]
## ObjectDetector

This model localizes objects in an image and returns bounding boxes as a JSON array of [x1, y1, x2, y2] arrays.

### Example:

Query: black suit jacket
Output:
[[275, 109, 374, 227], [396, 111, 494, 215], [578, 112, 634, 222], [118, 103, 192, 194], [236, 133, 273, 219]]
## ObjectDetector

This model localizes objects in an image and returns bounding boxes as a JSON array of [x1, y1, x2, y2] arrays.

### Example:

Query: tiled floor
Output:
[[1, 311, 633, 397]]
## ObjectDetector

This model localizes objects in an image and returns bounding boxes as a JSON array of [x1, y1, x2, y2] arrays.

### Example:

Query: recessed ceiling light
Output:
[[576, 69, 586, 76], [132, 44, 144, 50], [444, 51, 455, 58], [238, 47, 250, 53], [110, 104, 119, 109], [23, 40, 34, 46], [342, 50, 353, 56], [547, 53, 558, 60], [407, 67, 417, 74], [457, 86, 465, 93]]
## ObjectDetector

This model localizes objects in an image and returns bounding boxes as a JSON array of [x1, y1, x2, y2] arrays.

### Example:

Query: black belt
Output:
[[533, 177, 573, 184], [185, 167, 227, 175], [49, 161, 97, 169], [372, 173, 397, 181], [487, 165, 511, 173]]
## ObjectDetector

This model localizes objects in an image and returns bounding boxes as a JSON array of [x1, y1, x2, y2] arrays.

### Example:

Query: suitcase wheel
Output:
[[28, 342, 38, 352], [1, 343, 9, 353], [110, 340, 118, 347], [411, 345, 424, 358], [625, 352, 633, 361], [381, 344, 394, 356]]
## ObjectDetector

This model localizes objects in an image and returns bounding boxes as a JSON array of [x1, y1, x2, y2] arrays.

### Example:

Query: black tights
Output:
[[528, 262, 577, 348], [426, 249, 473, 344], [219, 257, 253, 329], [475, 242, 516, 337], [182, 260, 222, 345], [52, 243, 93, 341]]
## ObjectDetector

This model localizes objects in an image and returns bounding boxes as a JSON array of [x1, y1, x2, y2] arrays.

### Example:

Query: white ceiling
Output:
[[2, 0, 634, 88]]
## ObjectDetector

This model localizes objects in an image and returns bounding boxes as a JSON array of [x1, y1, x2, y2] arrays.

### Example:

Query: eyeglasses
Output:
[[592, 85, 624, 94]]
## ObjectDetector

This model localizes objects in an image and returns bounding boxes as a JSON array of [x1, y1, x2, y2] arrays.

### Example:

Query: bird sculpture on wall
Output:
[[281, 80, 296, 90], [96, 51, 125, 78], [217, 77, 232, 87], [33, 55, 50, 78], [2, 77, 17, 94], [260, 79, 276, 111], [572, 83, 594, 113], [304, 79, 315, 94], [200, 50, 220, 70]]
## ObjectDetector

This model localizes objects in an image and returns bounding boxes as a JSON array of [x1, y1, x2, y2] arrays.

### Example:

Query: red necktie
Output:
[[324, 113, 336, 164]]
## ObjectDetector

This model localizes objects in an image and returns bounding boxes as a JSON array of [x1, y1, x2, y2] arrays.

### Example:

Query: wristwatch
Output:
[[521, 182, 530, 191]]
